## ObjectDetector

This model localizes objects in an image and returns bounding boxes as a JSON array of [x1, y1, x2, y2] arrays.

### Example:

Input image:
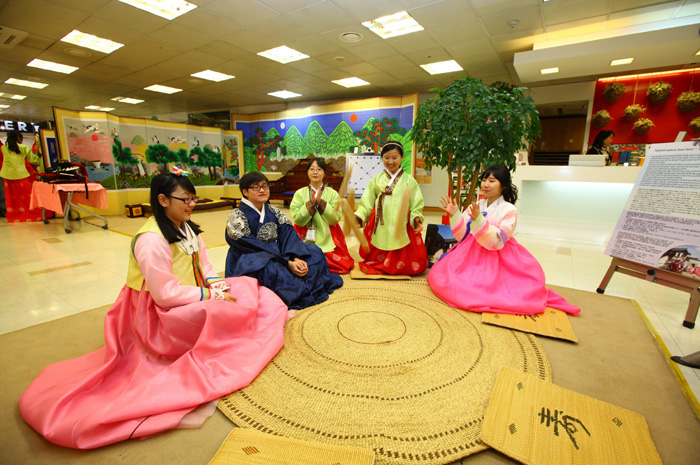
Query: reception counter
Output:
[[422, 165, 642, 243]]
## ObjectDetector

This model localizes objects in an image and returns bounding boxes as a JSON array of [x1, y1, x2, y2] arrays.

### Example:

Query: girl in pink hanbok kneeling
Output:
[[427, 164, 580, 316], [19, 172, 289, 449]]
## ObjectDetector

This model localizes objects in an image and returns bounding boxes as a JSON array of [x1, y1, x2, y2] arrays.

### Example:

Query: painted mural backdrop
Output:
[[53, 108, 243, 190], [232, 94, 419, 175]]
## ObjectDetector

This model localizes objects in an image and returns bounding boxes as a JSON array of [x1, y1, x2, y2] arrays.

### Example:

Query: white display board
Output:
[[605, 142, 700, 279], [346, 152, 383, 196]]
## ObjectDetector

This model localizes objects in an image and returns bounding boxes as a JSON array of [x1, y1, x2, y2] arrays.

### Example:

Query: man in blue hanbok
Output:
[[225, 172, 343, 309]]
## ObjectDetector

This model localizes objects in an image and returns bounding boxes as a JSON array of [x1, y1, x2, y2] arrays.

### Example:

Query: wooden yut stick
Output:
[[334, 163, 353, 212], [394, 188, 410, 239], [340, 198, 370, 253], [343, 187, 356, 235]]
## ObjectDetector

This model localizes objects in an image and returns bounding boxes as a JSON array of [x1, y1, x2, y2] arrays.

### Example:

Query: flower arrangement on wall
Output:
[[647, 81, 672, 104], [624, 104, 645, 122], [690, 117, 700, 133], [633, 118, 654, 134], [677, 91, 700, 113], [603, 82, 626, 102], [592, 109, 612, 128]]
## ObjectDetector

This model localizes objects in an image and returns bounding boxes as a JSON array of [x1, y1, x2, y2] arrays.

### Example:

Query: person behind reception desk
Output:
[[587, 130, 614, 166], [0, 130, 42, 222]]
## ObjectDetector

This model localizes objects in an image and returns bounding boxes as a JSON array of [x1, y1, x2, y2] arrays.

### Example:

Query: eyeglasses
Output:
[[248, 184, 270, 192], [308, 168, 324, 173], [170, 195, 199, 205]]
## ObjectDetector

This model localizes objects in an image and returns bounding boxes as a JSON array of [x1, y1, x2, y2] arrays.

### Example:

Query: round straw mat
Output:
[[219, 278, 551, 465]]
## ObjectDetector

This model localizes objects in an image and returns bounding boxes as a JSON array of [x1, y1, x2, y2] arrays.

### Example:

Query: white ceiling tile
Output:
[[429, 20, 489, 46], [383, 31, 442, 54], [339, 61, 383, 76], [289, 35, 342, 56], [409, 0, 478, 28], [606, 1, 682, 29], [250, 16, 307, 44], [611, 0, 677, 13], [285, 58, 335, 73], [155, 50, 227, 74], [0, 44, 44, 66], [35, 46, 102, 68], [1, 0, 88, 39], [18, 35, 56, 50], [257, 0, 325, 15], [491, 30, 545, 52], [203, 0, 279, 27], [544, 16, 606, 41], [45, 0, 111, 15], [331, 0, 404, 23], [543, 0, 611, 26], [149, 23, 213, 49], [221, 29, 277, 53], [481, 6, 543, 36], [72, 17, 145, 45], [404, 47, 455, 66], [676, 1, 700, 17], [315, 50, 364, 67], [444, 38, 497, 58], [469, 0, 539, 18], [197, 41, 249, 59], [286, 1, 356, 34], [93, 1, 170, 33]]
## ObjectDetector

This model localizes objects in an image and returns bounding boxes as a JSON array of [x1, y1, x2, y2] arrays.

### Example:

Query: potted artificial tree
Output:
[[413, 77, 541, 207]]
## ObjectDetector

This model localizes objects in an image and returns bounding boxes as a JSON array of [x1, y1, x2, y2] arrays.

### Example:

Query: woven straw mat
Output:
[[218, 278, 552, 465]]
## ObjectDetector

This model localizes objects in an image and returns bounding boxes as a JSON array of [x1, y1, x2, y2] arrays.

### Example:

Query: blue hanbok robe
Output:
[[225, 202, 343, 309]]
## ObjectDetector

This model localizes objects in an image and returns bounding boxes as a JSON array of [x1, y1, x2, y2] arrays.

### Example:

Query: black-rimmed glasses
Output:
[[170, 195, 199, 205], [248, 184, 270, 192]]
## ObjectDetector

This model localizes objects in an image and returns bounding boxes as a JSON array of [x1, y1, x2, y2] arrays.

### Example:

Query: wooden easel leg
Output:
[[597, 258, 619, 294], [683, 288, 700, 329]]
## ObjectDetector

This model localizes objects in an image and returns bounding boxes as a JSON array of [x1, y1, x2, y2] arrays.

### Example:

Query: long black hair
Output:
[[591, 130, 614, 149], [482, 164, 518, 204], [150, 173, 202, 243], [5, 130, 23, 154], [239, 171, 269, 199]]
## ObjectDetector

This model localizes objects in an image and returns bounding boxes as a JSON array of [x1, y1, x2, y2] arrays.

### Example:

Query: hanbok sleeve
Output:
[[469, 205, 517, 251], [134, 232, 212, 308], [355, 175, 378, 223], [320, 188, 341, 226], [407, 177, 424, 228], [21, 144, 40, 165], [197, 235, 226, 289], [290, 187, 312, 227]]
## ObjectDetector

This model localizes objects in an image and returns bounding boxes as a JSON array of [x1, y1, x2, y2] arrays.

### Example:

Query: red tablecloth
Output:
[[30, 182, 108, 215]]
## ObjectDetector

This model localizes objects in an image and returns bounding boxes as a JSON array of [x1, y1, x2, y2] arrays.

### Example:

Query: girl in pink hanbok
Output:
[[427, 164, 580, 316], [19, 172, 289, 449]]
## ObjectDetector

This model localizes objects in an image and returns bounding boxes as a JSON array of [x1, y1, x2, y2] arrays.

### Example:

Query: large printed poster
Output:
[[605, 142, 700, 279], [232, 93, 419, 177], [53, 107, 243, 189]]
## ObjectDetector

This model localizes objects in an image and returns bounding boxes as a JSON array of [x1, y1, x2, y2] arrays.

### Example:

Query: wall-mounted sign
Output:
[[0, 120, 47, 132]]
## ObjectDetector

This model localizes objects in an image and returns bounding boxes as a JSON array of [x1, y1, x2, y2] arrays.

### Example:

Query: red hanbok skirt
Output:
[[2, 161, 43, 223], [359, 209, 427, 275], [294, 223, 355, 274]]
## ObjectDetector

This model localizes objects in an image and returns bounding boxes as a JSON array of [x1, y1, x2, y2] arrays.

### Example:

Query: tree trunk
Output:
[[453, 164, 463, 201], [463, 166, 480, 209]]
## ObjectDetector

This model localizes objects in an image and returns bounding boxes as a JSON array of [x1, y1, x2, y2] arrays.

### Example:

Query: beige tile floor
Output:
[[1, 208, 698, 404]]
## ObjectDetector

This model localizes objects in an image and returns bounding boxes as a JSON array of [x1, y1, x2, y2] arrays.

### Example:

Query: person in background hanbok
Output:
[[19, 172, 289, 449], [225, 171, 343, 309], [0, 130, 42, 222], [427, 164, 580, 316], [354, 141, 427, 275], [290, 157, 354, 274]]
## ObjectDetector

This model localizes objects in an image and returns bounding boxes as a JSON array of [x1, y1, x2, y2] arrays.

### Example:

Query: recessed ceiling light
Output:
[[332, 77, 370, 88], [27, 59, 78, 74], [111, 97, 144, 104], [64, 47, 93, 58], [0, 93, 26, 100], [5, 78, 49, 89], [540, 67, 559, 74], [144, 84, 182, 94], [362, 11, 424, 39], [268, 90, 301, 99], [190, 70, 235, 82], [258, 46, 309, 64], [0, 104, 10, 109], [695, 49, 700, 56], [117, 0, 196, 20], [61, 30, 124, 54], [339, 32, 363, 43], [85, 105, 115, 111], [610, 58, 634, 66], [420, 60, 463, 75]]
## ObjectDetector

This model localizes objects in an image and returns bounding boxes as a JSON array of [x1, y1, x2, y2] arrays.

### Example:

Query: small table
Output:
[[30, 182, 109, 233]]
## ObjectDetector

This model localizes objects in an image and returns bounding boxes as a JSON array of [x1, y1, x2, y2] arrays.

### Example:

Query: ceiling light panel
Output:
[[112, 97, 144, 104], [0, 104, 10, 109], [190, 70, 235, 82], [117, 0, 196, 20], [5, 78, 49, 89], [27, 59, 78, 74], [420, 60, 463, 75], [362, 11, 424, 39], [85, 105, 115, 111], [61, 30, 124, 54], [144, 84, 182, 94], [332, 77, 370, 88], [268, 90, 301, 99], [258, 46, 309, 64], [610, 58, 634, 66], [540, 67, 559, 74], [0, 93, 27, 100]]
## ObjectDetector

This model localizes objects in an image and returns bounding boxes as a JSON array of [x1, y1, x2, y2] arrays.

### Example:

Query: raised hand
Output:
[[468, 199, 480, 220], [439, 195, 459, 216]]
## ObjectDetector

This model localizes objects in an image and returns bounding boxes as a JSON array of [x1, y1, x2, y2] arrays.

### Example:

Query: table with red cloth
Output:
[[30, 182, 108, 233]]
